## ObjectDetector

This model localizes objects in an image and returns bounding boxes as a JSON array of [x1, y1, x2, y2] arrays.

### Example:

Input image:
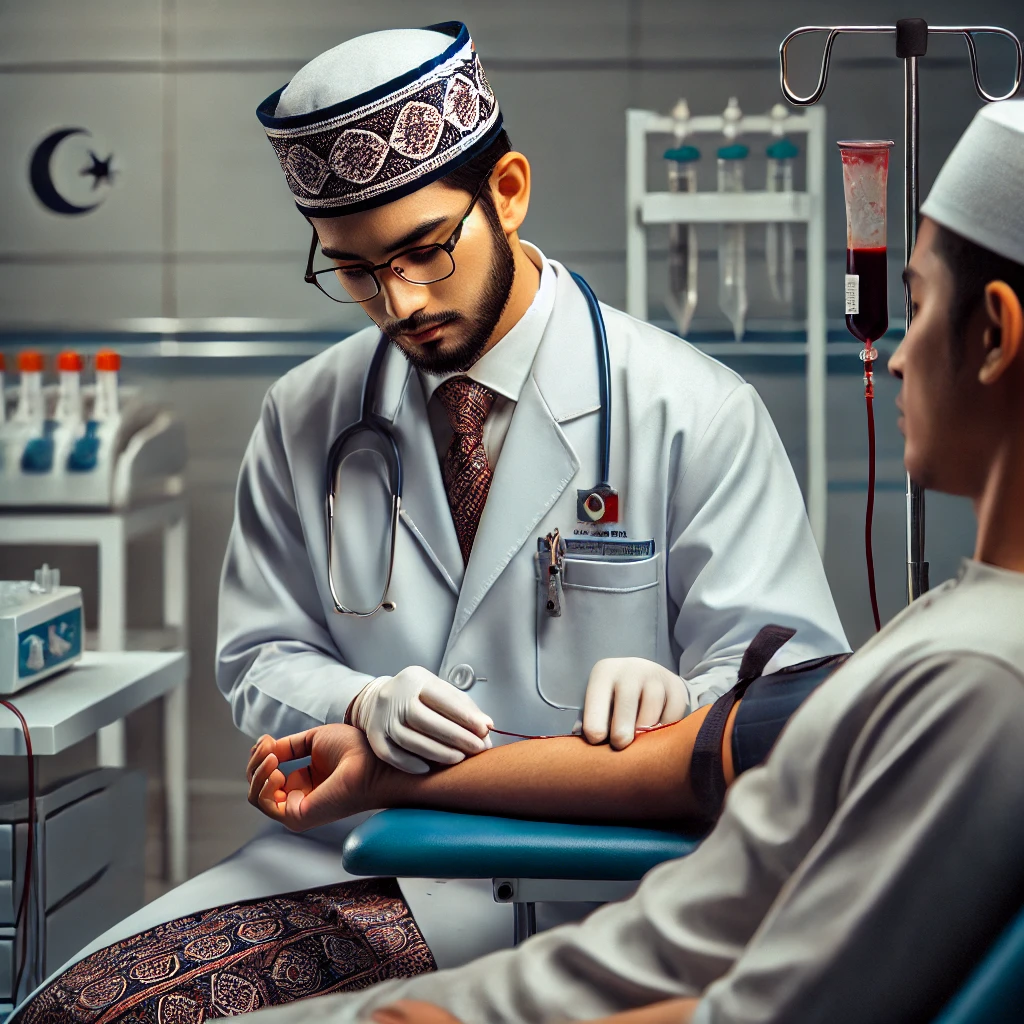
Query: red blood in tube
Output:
[[846, 247, 889, 344]]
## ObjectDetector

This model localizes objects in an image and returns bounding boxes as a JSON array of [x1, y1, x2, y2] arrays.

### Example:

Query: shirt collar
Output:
[[419, 242, 556, 404]]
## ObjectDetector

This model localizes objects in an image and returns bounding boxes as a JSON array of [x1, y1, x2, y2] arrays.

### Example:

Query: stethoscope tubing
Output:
[[569, 271, 611, 488]]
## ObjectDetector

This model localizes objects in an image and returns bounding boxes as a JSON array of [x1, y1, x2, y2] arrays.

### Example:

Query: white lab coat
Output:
[[19, 259, 850, 1005], [217, 257, 848, 741]]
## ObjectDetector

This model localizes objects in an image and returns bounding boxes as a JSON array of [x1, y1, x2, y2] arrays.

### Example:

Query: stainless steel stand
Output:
[[779, 20, 1022, 604]]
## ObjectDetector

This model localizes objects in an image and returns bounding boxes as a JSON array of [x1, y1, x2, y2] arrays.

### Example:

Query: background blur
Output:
[[1, 0, 1020, 893]]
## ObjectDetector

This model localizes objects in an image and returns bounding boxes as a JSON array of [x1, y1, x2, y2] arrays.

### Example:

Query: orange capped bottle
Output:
[[93, 349, 121, 421]]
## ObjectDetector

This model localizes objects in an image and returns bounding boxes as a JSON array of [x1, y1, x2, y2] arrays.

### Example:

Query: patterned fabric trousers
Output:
[[13, 878, 435, 1023]]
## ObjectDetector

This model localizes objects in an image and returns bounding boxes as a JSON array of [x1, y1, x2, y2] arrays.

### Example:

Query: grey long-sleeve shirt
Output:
[[248, 559, 1024, 1024]]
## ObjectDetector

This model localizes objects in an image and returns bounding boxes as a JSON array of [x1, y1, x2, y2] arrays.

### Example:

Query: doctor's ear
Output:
[[487, 151, 531, 235], [978, 281, 1023, 386]]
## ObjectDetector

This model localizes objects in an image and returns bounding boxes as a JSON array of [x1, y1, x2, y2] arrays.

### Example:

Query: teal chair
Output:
[[342, 809, 700, 943], [932, 903, 1024, 1024], [344, 809, 1024, 1020]]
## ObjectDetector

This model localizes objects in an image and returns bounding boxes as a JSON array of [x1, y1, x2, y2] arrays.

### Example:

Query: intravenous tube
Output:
[[838, 139, 894, 636]]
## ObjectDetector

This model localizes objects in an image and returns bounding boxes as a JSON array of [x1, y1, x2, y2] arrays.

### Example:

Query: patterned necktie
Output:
[[435, 376, 496, 563]]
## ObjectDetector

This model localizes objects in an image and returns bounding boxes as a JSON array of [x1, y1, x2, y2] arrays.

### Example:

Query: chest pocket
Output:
[[535, 553, 662, 709]]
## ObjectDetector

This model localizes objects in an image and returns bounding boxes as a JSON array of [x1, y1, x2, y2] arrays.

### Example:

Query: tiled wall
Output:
[[3, 0, 1021, 325], [0, 0, 1017, 807]]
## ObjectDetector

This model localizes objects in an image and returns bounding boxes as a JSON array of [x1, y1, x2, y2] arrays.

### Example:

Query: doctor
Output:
[[221, 20, 846, 766], [173, 19, 846, 957]]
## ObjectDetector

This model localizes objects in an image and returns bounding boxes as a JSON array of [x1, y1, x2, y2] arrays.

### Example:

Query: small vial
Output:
[[55, 350, 84, 425], [766, 137, 799, 305], [717, 143, 749, 342], [14, 350, 46, 425], [93, 349, 121, 421], [664, 143, 701, 336]]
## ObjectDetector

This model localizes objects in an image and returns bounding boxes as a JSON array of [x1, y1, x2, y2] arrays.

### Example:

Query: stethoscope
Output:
[[325, 271, 612, 616]]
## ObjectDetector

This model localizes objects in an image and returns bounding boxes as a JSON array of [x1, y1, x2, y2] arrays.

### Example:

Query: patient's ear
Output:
[[978, 281, 1023, 386]]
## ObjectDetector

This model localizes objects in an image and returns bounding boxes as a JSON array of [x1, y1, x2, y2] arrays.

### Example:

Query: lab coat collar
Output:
[[447, 257, 599, 640], [529, 258, 603, 425]]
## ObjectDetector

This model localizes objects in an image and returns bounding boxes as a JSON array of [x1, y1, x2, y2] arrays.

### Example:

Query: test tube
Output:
[[55, 350, 84, 425], [664, 143, 700, 336], [14, 350, 46, 425], [93, 349, 121, 421], [717, 143, 749, 341], [766, 137, 799, 305]]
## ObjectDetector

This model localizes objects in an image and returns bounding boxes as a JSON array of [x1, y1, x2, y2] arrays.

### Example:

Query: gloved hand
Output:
[[350, 666, 493, 774], [581, 657, 690, 750]]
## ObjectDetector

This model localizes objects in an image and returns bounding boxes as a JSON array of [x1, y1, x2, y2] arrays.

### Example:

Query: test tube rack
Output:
[[625, 104, 829, 554]]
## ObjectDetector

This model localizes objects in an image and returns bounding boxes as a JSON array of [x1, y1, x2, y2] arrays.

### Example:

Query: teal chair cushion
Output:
[[342, 809, 700, 880]]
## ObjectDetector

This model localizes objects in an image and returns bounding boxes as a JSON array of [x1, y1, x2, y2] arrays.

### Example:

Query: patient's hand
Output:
[[246, 724, 380, 831]]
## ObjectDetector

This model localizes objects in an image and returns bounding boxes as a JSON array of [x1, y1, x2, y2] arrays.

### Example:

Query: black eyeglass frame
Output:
[[303, 177, 490, 304]]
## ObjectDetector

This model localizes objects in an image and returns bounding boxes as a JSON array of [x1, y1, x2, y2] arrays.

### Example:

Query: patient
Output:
[[233, 102, 1024, 1022]]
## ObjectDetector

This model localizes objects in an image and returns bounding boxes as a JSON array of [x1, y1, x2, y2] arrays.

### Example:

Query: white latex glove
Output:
[[350, 666, 493, 774], [581, 657, 690, 750]]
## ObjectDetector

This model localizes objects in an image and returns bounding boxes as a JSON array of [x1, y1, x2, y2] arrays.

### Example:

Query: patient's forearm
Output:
[[372, 702, 731, 824]]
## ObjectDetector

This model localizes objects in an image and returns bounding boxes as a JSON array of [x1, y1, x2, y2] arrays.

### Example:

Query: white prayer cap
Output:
[[257, 22, 502, 217], [920, 100, 1024, 265]]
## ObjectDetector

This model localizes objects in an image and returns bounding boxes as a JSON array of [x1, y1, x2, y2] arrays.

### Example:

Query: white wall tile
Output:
[[0, 73, 163, 255], [174, 260, 370, 327], [173, 0, 631, 62], [496, 68, 630, 258], [0, 261, 163, 322], [0, 0, 161, 64], [636, 0, 1023, 61], [173, 70, 313, 254]]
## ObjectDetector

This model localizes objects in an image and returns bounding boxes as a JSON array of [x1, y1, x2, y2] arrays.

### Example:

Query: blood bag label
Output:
[[845, 274, 860, 314]]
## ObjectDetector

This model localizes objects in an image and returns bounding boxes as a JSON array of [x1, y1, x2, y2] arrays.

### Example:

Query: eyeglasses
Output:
[[304, 180, 488, 304]]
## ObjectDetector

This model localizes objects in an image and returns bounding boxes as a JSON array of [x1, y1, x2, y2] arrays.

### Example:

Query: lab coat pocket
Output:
[[536, 552, 661, 710]]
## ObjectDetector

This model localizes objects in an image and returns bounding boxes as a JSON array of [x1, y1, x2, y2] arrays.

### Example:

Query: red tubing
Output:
[[865, 389, 882, 633], [489, 722, 677, 741], [1, 699, 35, 1000]]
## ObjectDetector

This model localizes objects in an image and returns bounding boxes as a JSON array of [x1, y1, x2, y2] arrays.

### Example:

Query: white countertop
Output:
[[0, 650, 188, 756]]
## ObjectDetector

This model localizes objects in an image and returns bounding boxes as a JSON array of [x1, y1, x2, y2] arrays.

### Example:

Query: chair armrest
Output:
[[342, 808, 700, 881]]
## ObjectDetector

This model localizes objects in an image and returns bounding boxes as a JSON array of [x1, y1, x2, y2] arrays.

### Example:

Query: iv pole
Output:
[[779, 20, 1022, 605]]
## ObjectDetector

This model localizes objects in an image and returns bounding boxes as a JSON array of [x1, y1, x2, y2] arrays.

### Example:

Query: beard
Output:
[[379, 214, 516, 375]]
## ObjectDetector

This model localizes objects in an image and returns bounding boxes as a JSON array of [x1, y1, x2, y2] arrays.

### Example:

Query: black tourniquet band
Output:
[[690, 625, 797, 821]]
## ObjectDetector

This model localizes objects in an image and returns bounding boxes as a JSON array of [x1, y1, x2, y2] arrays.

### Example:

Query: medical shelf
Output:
[[640, 191, 812, 224], [626, 105, 828, 553]]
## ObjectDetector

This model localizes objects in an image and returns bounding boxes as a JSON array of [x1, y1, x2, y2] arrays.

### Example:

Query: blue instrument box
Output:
[[0, 583, 83, 695]]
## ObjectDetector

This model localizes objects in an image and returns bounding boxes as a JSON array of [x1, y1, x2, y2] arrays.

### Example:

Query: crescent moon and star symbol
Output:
[[29, 127, 117, 216]]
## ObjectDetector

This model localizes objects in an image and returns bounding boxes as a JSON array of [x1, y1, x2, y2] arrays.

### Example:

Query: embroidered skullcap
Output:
[[921, 99, 1024, 265], [257, 21, 502, 217]]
